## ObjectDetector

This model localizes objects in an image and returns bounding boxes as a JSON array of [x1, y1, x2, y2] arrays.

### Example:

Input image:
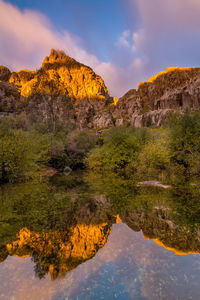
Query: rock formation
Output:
[[114, 67, 200, 127], [1, 50, 200, 129], [0, 49, 114, 129], [113, 89, 141, 126], [0, 81, 22, 114], [0, 65, 11, 82]]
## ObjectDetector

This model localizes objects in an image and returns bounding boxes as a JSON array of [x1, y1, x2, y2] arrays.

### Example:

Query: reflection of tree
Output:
[[88, 170, 200, 255], [1, 171, 200, 280]]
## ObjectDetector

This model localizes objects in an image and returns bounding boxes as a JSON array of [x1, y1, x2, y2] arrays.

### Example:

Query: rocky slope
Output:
[[114, 67, 200, 127], [1, 50, 200, 129], [0, 49, 114, 129]]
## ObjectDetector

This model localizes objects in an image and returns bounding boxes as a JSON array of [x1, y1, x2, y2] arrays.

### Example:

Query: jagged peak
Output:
[[42, 49, 83, 69], [47, 49, 69, 61]]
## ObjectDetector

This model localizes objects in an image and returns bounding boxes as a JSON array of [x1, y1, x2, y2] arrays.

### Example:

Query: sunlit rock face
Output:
[[7, 49, 114, 129], [6, 223, 112, 280], [10, 49, 109, 99], [123, 206, 200, 255], [138, 67, 200, 109], [2, 53, 200, 128]]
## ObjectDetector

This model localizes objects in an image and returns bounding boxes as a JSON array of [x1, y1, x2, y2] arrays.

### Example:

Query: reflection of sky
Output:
[[1, 223, 200, 300]]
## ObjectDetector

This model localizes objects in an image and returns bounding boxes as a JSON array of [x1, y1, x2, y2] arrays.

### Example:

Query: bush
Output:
[[169, 110, 200, 177], [137, 138, 171, 177], [86, 127, 150, 175], [0, 130, 48, 183]]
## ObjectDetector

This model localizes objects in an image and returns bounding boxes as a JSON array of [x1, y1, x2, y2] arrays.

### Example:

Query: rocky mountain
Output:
[[0, 49, 114, 129], [1, 50, 200, 129]]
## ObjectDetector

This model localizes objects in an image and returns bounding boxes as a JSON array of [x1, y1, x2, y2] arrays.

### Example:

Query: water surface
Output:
[[0, 172, 200, 299]]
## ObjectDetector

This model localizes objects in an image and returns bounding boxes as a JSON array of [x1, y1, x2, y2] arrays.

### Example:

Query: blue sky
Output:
[[4, 0, 139, 63], [1, 0, 200, 96]]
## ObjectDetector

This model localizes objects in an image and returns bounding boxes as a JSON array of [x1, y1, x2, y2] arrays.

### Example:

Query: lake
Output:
[[0, 171, 200, 300]]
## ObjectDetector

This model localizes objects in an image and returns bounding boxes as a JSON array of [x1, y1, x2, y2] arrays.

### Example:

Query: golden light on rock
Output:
[[138, 66, 200, 89], [6, 223, 112, 280], [143, 233, 200, 255]]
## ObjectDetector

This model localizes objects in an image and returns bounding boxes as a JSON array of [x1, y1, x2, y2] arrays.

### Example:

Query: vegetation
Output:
[[1, 109, 200, 184], [0, 113, 98, 183], [86, 127, 151, 176], [87, 111, 200, 182]]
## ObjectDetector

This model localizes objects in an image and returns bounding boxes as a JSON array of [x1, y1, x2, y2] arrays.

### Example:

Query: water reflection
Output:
[[0, 171, 200, 298]]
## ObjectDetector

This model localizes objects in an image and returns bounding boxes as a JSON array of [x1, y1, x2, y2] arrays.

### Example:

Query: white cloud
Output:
[[118, 30, 131, 48]]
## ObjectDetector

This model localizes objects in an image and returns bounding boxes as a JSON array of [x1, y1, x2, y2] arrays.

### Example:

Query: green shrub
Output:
[[86, 127, 150, 175], [137, 138, 171, 177], [0, 130, 48, 183], [169, 110, 200, 177]]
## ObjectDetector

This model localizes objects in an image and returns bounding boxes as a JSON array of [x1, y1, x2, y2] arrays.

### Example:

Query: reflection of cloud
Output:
[[1, 223, 200, 300]]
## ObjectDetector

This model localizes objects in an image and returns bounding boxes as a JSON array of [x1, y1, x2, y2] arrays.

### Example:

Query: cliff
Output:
[[1, 50, 200, 129], [114, 67, 200, 127], [0, 49, 114, 129]]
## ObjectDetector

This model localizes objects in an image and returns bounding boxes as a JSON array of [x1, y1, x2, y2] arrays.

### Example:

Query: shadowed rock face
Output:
[[0, 81, 22, 114], [113, 89, 142, 126], [0, 65, 11, 82], [123, 206, 200, 255]]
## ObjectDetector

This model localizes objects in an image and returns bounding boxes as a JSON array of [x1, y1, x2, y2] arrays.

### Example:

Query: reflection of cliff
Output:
[[123, 206, 200, 255], [6, 223, 112, 280]]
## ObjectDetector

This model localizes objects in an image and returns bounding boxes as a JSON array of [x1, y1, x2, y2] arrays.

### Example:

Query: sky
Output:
[[0, 0, 200, 97]]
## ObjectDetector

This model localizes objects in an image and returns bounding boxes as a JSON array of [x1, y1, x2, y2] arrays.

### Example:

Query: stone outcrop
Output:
[[0, 49, 114, 129], [113, 89, 141, 126], [114, 67, 200, 127], [138, 67, 200, 109], [1, 51, 200, 129], [0, 81, 22, 114]]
